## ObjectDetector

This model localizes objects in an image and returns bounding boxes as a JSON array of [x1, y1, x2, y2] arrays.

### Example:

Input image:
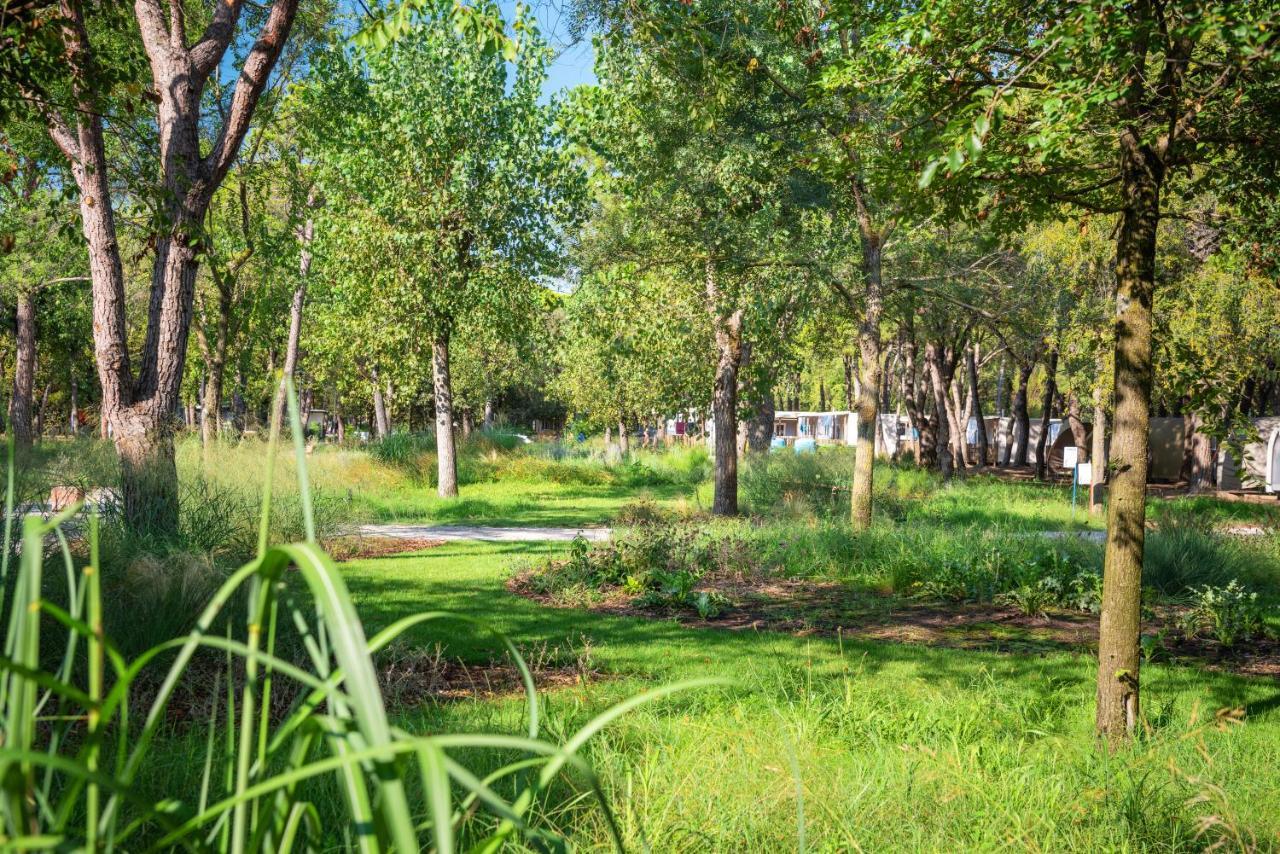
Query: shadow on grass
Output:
[[343, 541, 1280, 726]]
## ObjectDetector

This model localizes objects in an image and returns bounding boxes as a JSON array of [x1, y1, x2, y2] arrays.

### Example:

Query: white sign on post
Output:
[[1061, 446, 1079, 469], [1076, 461, 1092, 483]]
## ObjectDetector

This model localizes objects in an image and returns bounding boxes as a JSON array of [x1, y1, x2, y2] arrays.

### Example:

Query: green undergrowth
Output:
[[519, 512, 1280, 641]]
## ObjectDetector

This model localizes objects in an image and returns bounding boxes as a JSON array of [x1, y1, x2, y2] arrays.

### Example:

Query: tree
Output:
[[304, 5, 583, 495], [27, 0, 302, 532], [901, 0, 1280, 738], [0, 145, 88, 448]]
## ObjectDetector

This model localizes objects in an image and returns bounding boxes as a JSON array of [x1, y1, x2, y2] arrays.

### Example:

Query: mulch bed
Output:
[[509, 570, 1280, 678], [325, 535, 447, 561]]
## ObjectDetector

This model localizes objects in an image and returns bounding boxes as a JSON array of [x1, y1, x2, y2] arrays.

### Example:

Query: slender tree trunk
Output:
[[273, 205, 314, 429], [1096, 136, 1162, 741], [706, 262, 743, 516], [1035, 349, 1059, 480], [948, 377, 969, 470], [1181, 411, 1212, 493], [432, 329, 458, 497], [68, 366, 79, 434], [371, 368, 390, 439], [34, 380, 50, 440], [1066, 393, 1087, 464], [9, 291, 36, 449], [482, 398, 494, 431], [849, 234, 884, 530], [1012, 360, 1034, 465], [747, 383, 775, 453], [843, 354, 855, 410], [967, 344, 989, 466], [899, 321, 923, 465], [1090, 385, 1108, 513], [618, 418, 629, 455], [925, 343, 952, 479]]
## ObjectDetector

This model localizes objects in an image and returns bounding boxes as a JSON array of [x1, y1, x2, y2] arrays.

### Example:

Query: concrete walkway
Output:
[[358, 523, 611, 543]]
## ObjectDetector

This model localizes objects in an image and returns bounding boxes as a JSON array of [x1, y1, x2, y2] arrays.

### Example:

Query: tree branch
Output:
[[201, 0, 299, 186]]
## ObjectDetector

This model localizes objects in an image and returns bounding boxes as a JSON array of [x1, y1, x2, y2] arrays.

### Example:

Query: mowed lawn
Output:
[[343, 540, 1280, 851]]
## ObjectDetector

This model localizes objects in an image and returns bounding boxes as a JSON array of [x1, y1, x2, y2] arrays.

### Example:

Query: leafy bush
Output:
[[1179, 581, 1270, 646]]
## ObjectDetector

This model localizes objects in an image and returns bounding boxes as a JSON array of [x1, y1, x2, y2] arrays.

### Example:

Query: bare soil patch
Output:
[[509, 571, 1280, 678], [326, 535, 446, 561]]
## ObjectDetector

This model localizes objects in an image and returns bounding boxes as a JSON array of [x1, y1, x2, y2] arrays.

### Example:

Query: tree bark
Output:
[[1066, 393, 1087, 464], [618, 418, 629, 455], [272, 195, 315, 429], [40, 0, 301, 534], [706, 262, 743, 516], [1096, 133, 1162, 741], [1180, 411, 1212, 493], [747, 385, 775, 453], [967, 344, 989, 466], [925, 343, 952, 479], [371, 368, 390, 439], [849, 234, 884, 530], [1035, 349, 1059, 480], [1090, 386, 1108, 513], [34, 381, 51, 440], [9, 291, 36, 449], [432, 329, 459, 497], [68, 366, 79, 434], [1011, 360, 1034, 466], [843, 354, 855, 411], [482, 398, 494, 431], [899, 320, 923, 465], [461, 409, 473, 438]]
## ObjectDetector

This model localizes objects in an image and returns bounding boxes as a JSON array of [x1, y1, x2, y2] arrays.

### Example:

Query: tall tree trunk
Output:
[[9, 291, 36, 449], [925, 343, 952, 479], [1035, 349, 1059, 480], [618, 418, 629, 455], [706, 262, 743, 515], [482, 398, 494, 431], [1180, 411, 1212, 493], [196, 279, 231, 446], [433, 329, 458, 497], [967, 344, 989, 466], [1066, 393, 1087, 464], [272, 205, 314, 430], [371, 367, 390, 439], [849, 234, 884, 530], [899, 321, 923, 465], [1090, 384, 1108, 514], [68, 366, 79, 434], [461, 409, 473, 438], [952, 376, 967, 468], [41, 0, 301, 534], [1011, 360, 1034, 465], [747, 384, 775, 453], [843, 354, 855, 410], [1096, 136, 1162, 741], [34, 381, 51, 440]]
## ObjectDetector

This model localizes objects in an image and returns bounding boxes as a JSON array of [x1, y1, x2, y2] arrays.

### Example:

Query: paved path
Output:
[[358, 523, 611, 543]]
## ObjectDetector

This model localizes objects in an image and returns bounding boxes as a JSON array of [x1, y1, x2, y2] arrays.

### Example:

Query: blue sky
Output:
[[500, 0, 597, 97]]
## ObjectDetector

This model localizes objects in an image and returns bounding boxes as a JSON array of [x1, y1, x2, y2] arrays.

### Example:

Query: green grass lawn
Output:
[[344, 478, 701, 526], [339, 540, 1280, 851]]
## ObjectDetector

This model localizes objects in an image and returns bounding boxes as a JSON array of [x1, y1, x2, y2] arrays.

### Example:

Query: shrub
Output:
[[1179, 580, 1270, 646]]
